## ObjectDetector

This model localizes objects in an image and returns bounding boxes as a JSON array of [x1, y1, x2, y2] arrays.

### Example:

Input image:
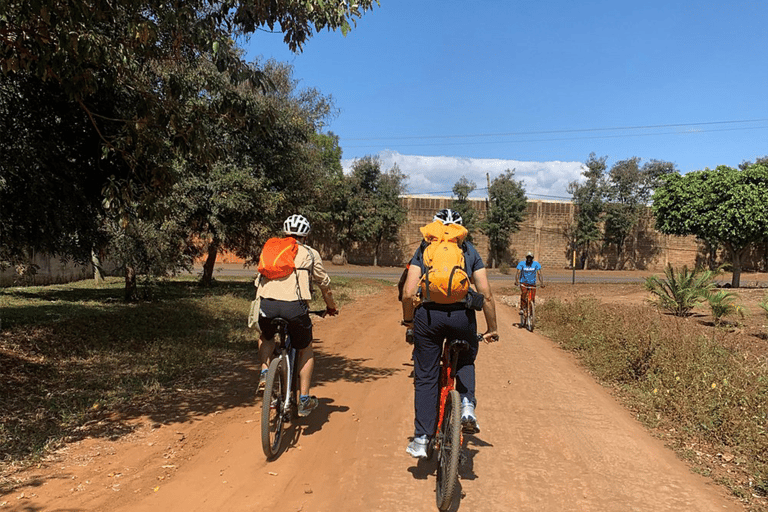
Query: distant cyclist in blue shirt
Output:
[[515, 251, 545, 325]]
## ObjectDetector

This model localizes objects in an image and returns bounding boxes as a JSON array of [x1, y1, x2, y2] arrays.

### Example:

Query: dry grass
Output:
[[0, 275, 390, 490], [539, 295, 768, 510]]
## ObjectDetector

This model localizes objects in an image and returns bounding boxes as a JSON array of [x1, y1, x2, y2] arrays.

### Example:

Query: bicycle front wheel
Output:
[[261, 356, 288, 460], [527, 301, 536, 332], [436, 389, 462, 511]]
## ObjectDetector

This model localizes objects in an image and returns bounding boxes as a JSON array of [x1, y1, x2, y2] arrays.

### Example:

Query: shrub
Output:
[[498, 262, 511, 275], [644, 264, 716, 316], [538, 297, 768, 502], [707, 290, 743, 325], [759, 293, 768, 318]]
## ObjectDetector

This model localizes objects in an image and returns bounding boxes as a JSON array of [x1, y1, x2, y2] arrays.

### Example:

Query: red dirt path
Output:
[[3, 277, 755, 511]]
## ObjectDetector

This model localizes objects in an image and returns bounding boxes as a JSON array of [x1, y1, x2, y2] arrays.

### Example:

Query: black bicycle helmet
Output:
[[433, 208, 463, 226]]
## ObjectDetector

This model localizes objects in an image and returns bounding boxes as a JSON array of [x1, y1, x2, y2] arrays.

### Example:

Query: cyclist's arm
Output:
[[320, 285, 337, 311], [514, 267, 521, 287], [401, 263, 422, 324], [471, 268, 498, 341], [308, 247, 337, 311], [538, 267, 545, 287]]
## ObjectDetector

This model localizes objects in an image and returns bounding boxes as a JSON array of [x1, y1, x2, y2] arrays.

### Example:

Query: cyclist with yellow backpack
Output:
[[401, 208, 498, 458], [255, 214, 338, 417]]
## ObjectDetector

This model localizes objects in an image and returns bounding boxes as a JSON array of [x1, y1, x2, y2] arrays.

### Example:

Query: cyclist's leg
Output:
[[452, 309, 479, 405], [520, 284, 528, 315], [450, 309, 480, 432], [257, 304, 280, 388], [411, 307, 445, 439], [283, 304, 316, 415]]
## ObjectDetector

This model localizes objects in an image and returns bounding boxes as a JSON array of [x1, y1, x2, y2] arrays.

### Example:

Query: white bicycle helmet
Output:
[[433, 208, 463, 226], [283, 214, 311, 237]]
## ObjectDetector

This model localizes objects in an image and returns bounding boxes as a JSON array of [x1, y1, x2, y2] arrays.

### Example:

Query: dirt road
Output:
[[5, 286, 743, 511]]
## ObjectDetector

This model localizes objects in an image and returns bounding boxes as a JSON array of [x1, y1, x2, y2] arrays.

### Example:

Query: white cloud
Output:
[[341, 150, 585, 200]]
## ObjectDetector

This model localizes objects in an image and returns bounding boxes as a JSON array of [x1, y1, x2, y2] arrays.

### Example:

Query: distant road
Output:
[[192, 263, 655, 284], [194, 263, 767, 287]]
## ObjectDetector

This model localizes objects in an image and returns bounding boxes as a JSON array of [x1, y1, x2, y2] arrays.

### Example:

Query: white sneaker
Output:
[[406, 435, 429, 458], [461, 397, 480, 433]]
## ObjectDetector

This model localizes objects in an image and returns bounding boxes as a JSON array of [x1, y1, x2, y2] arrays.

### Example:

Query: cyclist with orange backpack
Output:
[[401, 208, 498, 458], [255, 214, 338, 417]]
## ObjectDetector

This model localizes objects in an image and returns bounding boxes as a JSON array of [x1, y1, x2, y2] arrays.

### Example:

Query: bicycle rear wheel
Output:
[[527, 301, 535, 332], [436, 389, 462, 511], [261, 356, 287, 459]]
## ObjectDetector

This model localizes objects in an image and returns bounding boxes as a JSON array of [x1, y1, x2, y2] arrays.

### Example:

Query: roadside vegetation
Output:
[[539, 270, 768, 511], [0, 275, 390, 491]]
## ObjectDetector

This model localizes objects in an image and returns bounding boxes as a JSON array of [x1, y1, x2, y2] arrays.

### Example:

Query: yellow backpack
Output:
[[419, 221, 470, 304]]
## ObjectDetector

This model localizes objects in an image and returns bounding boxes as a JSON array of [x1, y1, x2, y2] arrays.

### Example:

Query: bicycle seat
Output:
[[448, 338, 470, 353], [270, 317, 289, 328]]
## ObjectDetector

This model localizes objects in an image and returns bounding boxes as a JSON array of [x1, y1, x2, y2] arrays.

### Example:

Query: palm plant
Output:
[[707, 289, 743, 325], [758, 295, 768, 331], [644, 264, 716, 316]]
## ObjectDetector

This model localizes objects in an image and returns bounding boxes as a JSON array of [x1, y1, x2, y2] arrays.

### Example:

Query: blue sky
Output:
[[242, 0, 768, 200]]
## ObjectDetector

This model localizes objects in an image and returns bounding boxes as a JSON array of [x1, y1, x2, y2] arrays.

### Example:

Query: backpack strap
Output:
[[293, 242, 314, 302]]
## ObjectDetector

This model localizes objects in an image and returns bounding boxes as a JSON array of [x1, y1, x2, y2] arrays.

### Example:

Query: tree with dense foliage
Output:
[[603, 157, 677, 269], [451, 176, 479, 238], [739, 156, 768, 170], [1, 0, 377, 295], [481, 169, 527, 267], [0, 73, 109, 265], [329, 156, 407, 265], [603, 157, 645, 268], [567, 153, 607, 269], [652, 163, 768, 287], [179, 60, 338, 286]]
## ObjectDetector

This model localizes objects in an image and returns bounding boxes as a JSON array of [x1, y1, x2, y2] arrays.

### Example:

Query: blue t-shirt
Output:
[[410, 240, 485, 279], [517, 260, 541, 285]]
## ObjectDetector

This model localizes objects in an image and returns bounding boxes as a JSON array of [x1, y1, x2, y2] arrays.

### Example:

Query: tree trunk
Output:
[[201, 238, 219, 287], [91, 248, 104, 284], [726, 243, 745, 288], [124, 265, 136, 301]]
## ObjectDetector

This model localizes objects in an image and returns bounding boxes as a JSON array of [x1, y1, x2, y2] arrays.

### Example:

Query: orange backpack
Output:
[[258, 237, 299, 279], [419, 221, 470, 304]]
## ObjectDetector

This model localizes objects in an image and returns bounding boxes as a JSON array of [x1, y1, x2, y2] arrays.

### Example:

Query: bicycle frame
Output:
[[520, 284, 536, 329], [272, 321, 297, 420], [436, 340, 463, 436]]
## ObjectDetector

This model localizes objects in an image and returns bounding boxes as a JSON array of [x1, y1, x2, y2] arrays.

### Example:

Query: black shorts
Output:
[[258, 299, 313, 350]]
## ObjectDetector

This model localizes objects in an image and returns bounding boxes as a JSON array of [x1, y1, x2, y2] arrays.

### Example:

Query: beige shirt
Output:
[[256, 243, 331, 302]]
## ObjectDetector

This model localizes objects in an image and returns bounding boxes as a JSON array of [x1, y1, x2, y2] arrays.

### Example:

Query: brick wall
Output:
[[344, 196, 765, 271], [202, 196, 767, 272]]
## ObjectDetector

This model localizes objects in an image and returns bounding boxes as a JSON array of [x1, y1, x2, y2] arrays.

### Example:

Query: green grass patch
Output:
[[538, 298, 768, 506], [0, 275, 390, 479]]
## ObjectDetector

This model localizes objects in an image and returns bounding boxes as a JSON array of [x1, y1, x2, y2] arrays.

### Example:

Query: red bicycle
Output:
[[430, 337, 469, 510], [519, 284, 536, 332]]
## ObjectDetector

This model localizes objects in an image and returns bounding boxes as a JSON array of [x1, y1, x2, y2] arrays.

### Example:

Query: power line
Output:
[[344, 124, 768, 149], [344, 118, 768, 142]]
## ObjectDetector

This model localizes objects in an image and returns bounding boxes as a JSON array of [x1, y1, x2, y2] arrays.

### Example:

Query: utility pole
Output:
[[571, 240, 576, 285], [486, 173, 493, 267]]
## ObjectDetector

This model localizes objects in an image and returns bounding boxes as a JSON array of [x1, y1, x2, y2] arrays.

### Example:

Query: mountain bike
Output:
[[519, 284, 536, 332], [431, 337, 470, 511], [261, 310, 326, 461]]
